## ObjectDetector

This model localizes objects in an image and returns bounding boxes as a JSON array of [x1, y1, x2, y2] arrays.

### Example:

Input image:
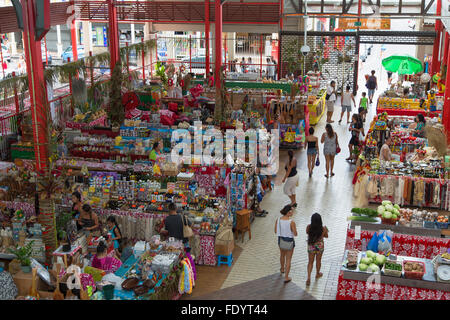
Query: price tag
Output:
[[355, 225, 361, 240]]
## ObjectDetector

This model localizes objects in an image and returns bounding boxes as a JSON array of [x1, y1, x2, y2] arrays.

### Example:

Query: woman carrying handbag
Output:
[[274, 204, 297, 283], [321, 124, 340, 178]]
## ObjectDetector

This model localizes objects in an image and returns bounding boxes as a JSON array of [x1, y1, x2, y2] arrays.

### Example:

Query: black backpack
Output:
[[367, 76, 376, 89]]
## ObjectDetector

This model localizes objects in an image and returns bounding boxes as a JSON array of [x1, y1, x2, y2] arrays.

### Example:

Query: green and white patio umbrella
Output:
[[381, 55, 423, 75]]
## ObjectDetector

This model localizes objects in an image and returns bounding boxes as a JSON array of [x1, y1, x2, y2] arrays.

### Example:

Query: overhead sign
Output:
[[339, 18, 390, 30]]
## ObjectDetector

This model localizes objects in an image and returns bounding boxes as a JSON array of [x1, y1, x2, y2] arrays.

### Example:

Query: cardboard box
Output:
[[215, 240, 234, 256]]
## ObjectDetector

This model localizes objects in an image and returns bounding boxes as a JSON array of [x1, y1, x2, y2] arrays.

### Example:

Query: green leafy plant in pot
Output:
[[7, 240, 35, 273]]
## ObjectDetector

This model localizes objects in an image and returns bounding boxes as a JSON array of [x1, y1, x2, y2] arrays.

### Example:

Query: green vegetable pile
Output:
[[351, 208, 379, 217], [384, 262, 402, 271]]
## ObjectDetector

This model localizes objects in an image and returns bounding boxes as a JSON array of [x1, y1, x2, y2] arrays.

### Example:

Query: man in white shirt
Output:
[[326, 81, 337, 123]]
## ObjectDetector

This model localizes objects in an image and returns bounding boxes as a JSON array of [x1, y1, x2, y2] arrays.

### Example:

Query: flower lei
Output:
[[178, 258, 195, 294]]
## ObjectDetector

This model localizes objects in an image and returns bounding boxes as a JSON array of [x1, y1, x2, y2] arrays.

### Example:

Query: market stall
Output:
[[336, 228, 450, 300]]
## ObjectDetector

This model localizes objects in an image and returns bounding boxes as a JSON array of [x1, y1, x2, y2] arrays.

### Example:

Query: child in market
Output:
[[91, 241, 122, 273], [106, 216, 122, 258], [359, 92, 369, 122]]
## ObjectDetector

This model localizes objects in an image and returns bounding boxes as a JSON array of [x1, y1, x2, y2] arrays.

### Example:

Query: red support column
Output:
[[215, 0, 222, 91], [70, 1, 78, 62], [205, 0, 210, 76], [21, 0, 48, 172], [108, 0, 120, 73], [431, 0, 442, 75], [279, 0, 283, 31], [443, 33, 450, 141]]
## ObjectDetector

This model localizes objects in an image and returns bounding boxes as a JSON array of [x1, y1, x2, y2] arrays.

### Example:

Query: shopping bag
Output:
[[367, 232, 379, 252], [315, 157, 320, 166], [284, 127, 295, 143]]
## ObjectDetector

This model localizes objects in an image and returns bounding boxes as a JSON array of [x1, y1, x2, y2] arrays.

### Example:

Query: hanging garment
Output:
[[354, 175, 369, 208], [367, 177, 378, 198], [403, 178, 410, 202], [433, 182, 440, 206], [396, 178, 405, 205]]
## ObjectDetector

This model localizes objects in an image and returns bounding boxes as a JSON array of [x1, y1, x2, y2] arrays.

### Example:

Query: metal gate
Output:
[[280, 30, 436, 93]]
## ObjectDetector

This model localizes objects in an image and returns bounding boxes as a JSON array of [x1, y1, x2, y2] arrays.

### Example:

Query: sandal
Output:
[[316, 272, 323, 279], [331, 173, 335, 177], [306, 279, 311, 286], [280, 268, 285, 274], [324, 174, 329, 178], [284, 277, 292, 283]]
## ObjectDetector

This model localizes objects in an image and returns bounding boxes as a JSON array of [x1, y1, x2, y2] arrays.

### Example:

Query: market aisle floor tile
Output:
[[190, 273, 316, 300]]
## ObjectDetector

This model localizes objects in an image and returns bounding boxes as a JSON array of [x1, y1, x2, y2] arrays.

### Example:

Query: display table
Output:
[[376, 107, 440, 118], [337, 229, 450, 300]]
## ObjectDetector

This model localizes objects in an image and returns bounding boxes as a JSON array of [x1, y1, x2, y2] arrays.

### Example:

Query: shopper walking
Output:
[[306, 213, 328, 286], [282, 150, 298, 207], [240, 57, 247, 73], [366, 70, 378, 104], [275, 204, 297, 283], [347, 114, 364, 162], [325, 81, 337, 123], [305, 127, 319, 178], [248, 57, 255, 73], [387, 71, 393, 85], [321, 124, 339, 178], [359, 92, 369, 122], [338, 85, 356, 124], [271, 57, 278, 80]]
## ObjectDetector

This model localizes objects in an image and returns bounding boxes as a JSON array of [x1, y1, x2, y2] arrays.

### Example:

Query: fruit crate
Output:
[[435, 222, 449, 229], [402, 260, 426, 280], [382, 262, 403, 278], [381, 217, 398, 225], [423, 221, 436, 229]]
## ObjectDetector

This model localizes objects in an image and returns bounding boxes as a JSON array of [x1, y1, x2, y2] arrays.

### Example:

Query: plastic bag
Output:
[[377, 230, 393, 255], [367, 232, 379, 252]]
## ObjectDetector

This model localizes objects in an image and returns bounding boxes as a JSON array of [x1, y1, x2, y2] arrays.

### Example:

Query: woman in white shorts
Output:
[[282, 150, 298, 207]]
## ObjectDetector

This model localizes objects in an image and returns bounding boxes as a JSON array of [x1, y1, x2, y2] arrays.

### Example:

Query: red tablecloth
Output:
[[376, 108, 440, 118], [336, 272, 449, 300], [196, 235, 217, 266], [345, 229, 449, 259]]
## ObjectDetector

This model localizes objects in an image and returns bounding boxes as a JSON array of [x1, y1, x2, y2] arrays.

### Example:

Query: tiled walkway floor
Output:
[[192, 273, 316, 300], [215, 46, 392, 299]]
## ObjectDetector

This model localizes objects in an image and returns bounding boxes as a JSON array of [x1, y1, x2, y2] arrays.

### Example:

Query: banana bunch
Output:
[[442, 253, 450, 260]]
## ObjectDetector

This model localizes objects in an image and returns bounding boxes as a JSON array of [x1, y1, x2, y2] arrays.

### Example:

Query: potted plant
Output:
[[8, 240, 35, 273]]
